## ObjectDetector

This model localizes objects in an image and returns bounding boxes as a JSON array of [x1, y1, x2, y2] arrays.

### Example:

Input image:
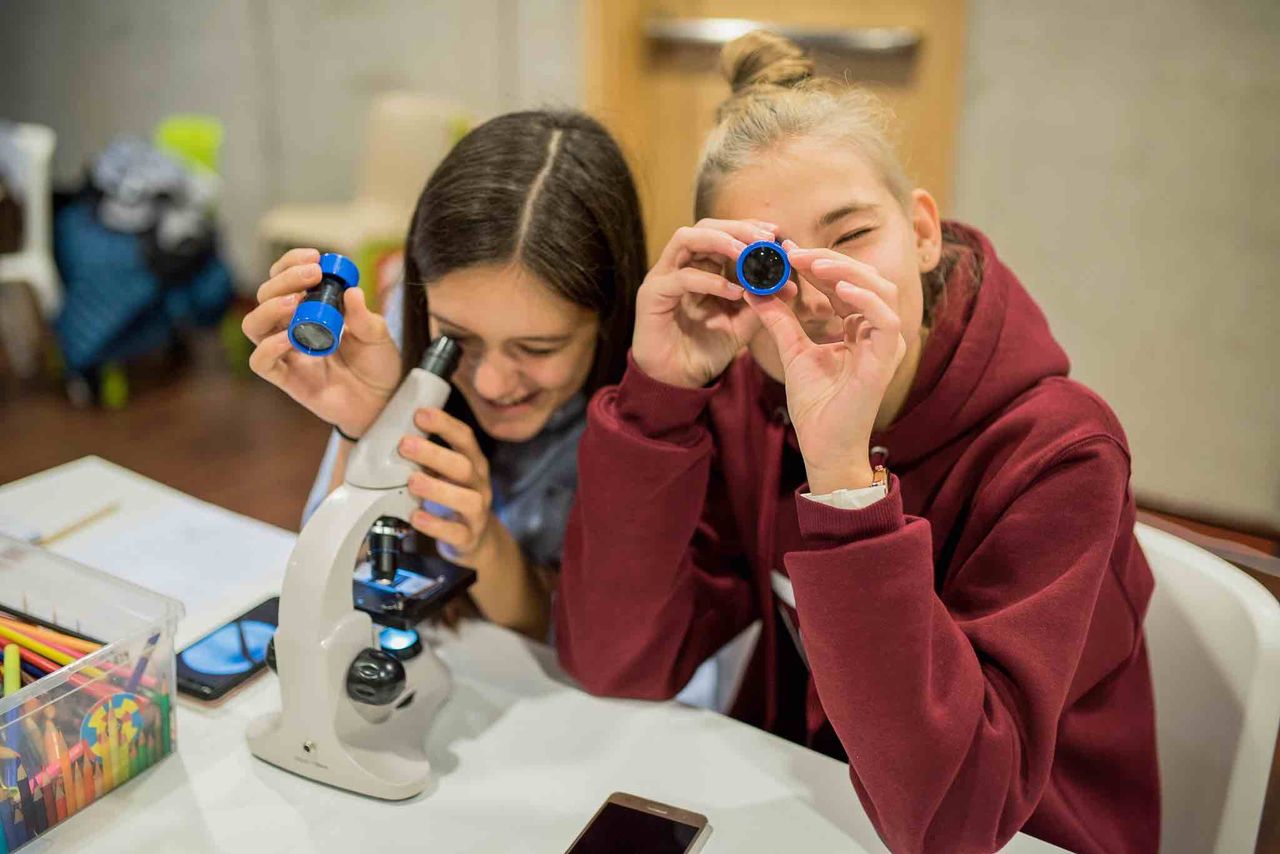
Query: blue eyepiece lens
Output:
[[737, 241, 790, 295]]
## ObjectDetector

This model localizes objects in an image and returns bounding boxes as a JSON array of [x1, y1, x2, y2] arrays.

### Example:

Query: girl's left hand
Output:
[[746, 243, 907, 495], [398, 408, 508, 567]]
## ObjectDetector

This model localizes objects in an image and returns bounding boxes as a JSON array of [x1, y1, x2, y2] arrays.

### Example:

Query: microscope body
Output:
[[247, 362, 456, 800]]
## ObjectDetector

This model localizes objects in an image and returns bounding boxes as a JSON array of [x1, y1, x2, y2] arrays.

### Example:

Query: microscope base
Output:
[[247, 642, 451, 800]]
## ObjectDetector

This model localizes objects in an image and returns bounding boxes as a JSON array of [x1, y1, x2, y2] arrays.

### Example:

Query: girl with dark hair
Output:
[[242, 110, 645, 640], [555, 32, 1159, 854]]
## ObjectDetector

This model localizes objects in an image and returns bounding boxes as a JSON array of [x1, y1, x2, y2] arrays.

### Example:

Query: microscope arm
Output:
[[247, 366, 453, 800]]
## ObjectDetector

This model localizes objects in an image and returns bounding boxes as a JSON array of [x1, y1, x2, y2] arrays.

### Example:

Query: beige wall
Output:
[[3, 1, 1275, 529], [0, 0, 582, 282], [953, 0, 1280, 531]]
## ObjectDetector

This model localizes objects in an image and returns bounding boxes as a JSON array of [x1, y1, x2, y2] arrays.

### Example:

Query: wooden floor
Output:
[[2, 332, 1278, 852], [0, 336, 330, 532]]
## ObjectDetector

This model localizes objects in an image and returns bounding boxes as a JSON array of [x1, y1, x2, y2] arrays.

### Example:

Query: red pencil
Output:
[[40, 781, 55, 826]]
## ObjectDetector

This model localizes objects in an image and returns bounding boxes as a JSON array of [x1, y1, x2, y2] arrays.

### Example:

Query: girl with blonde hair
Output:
[[556, 31, 1159, 854]]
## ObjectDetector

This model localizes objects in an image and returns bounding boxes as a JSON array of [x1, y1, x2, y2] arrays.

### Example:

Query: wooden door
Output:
[[585, 0, 967, 261]]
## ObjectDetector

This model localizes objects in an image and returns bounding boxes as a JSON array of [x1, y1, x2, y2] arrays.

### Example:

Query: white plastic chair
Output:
[[258, 92, 467, 264], [0, 122, 61, 317], [1137, 521, 1280, 853]]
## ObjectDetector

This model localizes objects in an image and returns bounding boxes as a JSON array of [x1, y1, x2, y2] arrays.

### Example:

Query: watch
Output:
[[871, 464, 890, 497]]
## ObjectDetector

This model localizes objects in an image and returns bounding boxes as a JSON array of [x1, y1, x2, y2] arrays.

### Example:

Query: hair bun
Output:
[[721, 30, 814, 94]]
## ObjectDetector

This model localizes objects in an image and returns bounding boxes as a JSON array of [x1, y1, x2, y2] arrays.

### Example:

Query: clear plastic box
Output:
[[0, 534, 184, 849]]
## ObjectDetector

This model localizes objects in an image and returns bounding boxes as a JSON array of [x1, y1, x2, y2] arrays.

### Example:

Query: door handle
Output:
[[645, 18, 921, 56]]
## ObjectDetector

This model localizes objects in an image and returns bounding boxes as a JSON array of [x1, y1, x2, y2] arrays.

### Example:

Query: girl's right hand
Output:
[[242, 248, 402, 438], [632, 219, 782, 388]]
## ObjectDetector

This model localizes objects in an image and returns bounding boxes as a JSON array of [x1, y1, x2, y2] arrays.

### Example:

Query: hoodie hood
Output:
[[870, 222, 1071, 467]]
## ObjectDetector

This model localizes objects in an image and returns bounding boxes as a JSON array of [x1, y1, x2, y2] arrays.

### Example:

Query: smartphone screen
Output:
[[567, 800, 704, 854], [176, 596, 279, 702]]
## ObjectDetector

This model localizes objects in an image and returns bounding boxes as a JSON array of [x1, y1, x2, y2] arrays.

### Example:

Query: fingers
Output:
[[397, 434, 474, 484], [657, 226, 748, 273], [412, 408, 488, 482], [257, 260, 322, 304], [342, 286, 393, 343], [269, 248, 320, 280], [789, 247, 898, 307], [409, 508, 472, 552], [744, 291, 812, 365], [692, 218, 778, 246], [247, 329, 294, 384], [655, 218, 781, 273], [407, 472, 485, 521], [652, 267, 745, 303], [241, 293, 301, 344], [835, 281, 902, 362]]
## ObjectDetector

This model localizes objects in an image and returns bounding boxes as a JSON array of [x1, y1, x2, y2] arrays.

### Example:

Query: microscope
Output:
[[247, 335, 469, 800]]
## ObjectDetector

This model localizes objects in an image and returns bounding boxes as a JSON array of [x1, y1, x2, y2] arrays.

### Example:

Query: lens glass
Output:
[[741, 245, 786, 290], [294, 321, 334, 352]]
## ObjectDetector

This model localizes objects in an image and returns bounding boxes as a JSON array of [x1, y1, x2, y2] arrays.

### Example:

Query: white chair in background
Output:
[[257, 92, 467, 266], [0, 122, 60, 317], [1137, 521, 1280, 853], [0, 122, 61, 378]]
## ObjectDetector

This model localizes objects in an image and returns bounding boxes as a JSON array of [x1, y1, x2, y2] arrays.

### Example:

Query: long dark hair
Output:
[[400, 111, 645, 425]]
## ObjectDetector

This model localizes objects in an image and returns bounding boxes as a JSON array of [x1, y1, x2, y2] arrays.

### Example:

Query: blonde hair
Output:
[[695, 30, 911, 219], [695, 30, 974, 325]]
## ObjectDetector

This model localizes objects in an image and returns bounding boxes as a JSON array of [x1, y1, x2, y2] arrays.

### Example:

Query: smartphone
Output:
[[565, 792, 710, 854], [176, 596, 279, 704]]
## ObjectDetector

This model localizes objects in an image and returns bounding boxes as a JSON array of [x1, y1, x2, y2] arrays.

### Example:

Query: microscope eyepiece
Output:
[[422, 335, 461, 380]]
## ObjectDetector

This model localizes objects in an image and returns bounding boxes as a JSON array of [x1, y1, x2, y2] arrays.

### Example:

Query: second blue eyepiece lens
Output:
[[736, 241, 790, 295], [288, 253, 361, 357]]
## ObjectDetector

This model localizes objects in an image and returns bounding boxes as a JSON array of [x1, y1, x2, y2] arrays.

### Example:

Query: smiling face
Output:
[[710, 135, 940, 382], [425, 262, 599, 442]]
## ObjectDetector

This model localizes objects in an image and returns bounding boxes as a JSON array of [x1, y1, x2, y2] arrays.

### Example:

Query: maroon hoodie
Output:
[[555, 223, 1160, 854]]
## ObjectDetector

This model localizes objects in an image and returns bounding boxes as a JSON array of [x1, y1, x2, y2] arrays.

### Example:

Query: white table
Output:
[[0, 458, 1065, 853]]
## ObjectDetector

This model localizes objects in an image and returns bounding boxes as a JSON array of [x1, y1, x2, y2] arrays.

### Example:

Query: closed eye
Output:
[[834, 228, 873, 247], [516, 344, 562, 357]]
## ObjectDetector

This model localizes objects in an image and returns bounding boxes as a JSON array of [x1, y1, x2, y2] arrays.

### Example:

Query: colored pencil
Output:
[[45, 721, 75, 818], [1, 629, 80, 663], [1, 797, 13, 853], [114, 707, 127, 785], [70, 762, 84, 815], [0, 625, 107, 681], [126, 632, 160, 693], [16, 765, 38, 836], [2, 645, 17, 695], [52, 777, 65, 822], [0, 618, 100, 656], [2, 645, 18, 801], [158, 682, 172, 754], [82, 756, 94, 806], [27, 776, 45, 835], [33, 502, 120, 547], [11, 798, 28, 846]]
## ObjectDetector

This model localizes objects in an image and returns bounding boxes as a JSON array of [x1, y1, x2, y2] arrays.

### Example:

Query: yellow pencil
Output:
[[3, 643, 18, 696], [45, 720, 76, 815], [34, 503, 120, 546], [114, 707, 128, 784], [0, 624, 106, 680], [0, 617, 101, 655], [101, 706, 116, 793], [70, 761, 84, 814]]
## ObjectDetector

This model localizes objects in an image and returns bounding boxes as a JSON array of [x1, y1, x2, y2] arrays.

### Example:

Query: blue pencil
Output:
[[125, 632, 161, 692]]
